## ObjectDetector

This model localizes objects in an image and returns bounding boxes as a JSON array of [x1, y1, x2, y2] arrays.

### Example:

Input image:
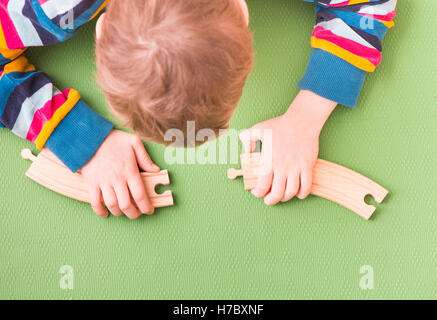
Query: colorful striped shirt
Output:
[[0, 0, 112, 172], [299, 0, 397, 106]]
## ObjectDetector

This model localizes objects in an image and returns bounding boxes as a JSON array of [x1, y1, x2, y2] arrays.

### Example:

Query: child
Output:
[[0, 0, 253, 219], [96, 0, 396, 207], [1, 0, 396, 218]]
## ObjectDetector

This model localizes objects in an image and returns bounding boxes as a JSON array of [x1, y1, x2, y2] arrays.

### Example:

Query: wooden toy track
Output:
[[228, 153, 388, 220], [21, 148, 174, 208]]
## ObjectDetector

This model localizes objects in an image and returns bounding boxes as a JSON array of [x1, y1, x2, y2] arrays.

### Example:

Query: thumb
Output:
[[239, 125, 264, 153], [132, 140, 160, 173]]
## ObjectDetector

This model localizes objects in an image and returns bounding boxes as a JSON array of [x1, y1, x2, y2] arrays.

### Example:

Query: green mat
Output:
[[1, 0, 436, 300]]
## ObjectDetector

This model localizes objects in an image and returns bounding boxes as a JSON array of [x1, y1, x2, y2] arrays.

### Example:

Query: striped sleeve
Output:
[[0, 0, 112, 171], [298, 0, 397, 107], [0, 0, 107, 52], [0, 55, 113, 171]]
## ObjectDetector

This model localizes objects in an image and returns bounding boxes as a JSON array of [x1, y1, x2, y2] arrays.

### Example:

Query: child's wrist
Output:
[[284, 90, 337, 131]]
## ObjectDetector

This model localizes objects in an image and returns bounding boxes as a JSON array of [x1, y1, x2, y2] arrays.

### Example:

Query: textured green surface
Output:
[[0, 0, 436, 299]]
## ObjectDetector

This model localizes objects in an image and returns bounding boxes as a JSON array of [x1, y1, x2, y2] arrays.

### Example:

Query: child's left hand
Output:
[[240, 90, 337, 206]]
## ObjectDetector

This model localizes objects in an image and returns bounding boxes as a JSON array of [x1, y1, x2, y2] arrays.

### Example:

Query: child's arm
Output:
[[0, 0, 112, 171], [0, 0, 158, 218], [298, 0, 397, 107], [241, 0, 397, 205], [0, 55, 113, 172]]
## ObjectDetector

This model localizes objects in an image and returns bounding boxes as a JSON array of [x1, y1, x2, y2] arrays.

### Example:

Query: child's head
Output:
[[96, 0, 253, 146]]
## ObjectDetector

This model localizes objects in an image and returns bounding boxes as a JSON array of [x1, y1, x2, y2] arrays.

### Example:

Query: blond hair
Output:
[[96, 0, 253, 146]]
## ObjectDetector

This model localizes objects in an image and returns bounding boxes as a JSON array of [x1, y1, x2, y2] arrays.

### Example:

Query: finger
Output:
[[239, 129, 257, 153], [114, 183, 141, 220], [132, 137, 160, 173], [251, 170, 273, 198], [264, 172, 287, 206], [240, 124, 265, 153], [101, 186, 123, 216], [127, 174, 154, 215], [89, 186, 108, 217], [282, 173, 300, 202], [297, 168, 313, 200]]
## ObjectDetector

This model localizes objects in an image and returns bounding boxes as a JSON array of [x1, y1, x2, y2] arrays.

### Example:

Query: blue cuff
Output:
[[298, 49, 367, 108], [45, 100, 113, 172]]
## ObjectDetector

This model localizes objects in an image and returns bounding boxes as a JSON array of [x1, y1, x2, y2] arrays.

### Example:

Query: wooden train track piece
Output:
[[21, 148, 173, 208], [228, 153, 388, 220]]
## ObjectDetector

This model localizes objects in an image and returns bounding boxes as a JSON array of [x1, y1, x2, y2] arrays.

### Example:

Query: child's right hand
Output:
[[81, 130, 160, 219], [240, 90, 337, 206]]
